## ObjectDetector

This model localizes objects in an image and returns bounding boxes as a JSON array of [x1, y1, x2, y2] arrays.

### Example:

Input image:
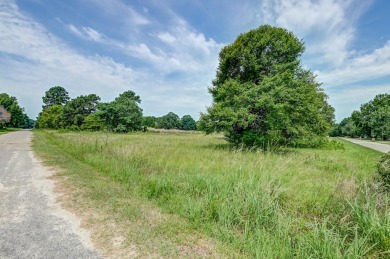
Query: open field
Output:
[[33, 130, 390, 258]]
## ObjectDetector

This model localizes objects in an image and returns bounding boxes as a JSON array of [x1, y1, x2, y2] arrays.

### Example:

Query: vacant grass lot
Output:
[[33, 130, 390, 258]]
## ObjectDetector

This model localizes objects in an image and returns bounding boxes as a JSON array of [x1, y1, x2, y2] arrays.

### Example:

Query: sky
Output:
[[0, 0, 389, 122]]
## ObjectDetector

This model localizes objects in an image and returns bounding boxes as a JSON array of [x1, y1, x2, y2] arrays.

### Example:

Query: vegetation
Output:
[[0, 105, 11, 129], [333, 94, 390, 140], [180, 115, 197, 130], [36, 87, 143, 132], [0, 93, 31, 129], [96, 90, 143, 132], [34, 130, 389, 258], [199, 25, 334, 148], [42, 86, 70, 109], [158, 112, 181, 130], [377, 152, 390, 188], [142, 113, 197, 131]]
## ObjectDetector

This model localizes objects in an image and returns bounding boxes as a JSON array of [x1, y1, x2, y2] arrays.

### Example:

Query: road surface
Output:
[[342, 138, 390, 153], [0, 130, 100, 259]]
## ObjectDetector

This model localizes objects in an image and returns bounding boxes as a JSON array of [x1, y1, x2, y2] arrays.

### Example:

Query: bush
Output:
[[377, 152, 390, 187]]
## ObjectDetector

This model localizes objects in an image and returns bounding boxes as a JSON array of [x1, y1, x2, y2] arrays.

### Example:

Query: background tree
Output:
[[142, 116, 157, 128], [351, 94, 390, 139], [81, 114, 105, 131], [42, 86, 70, 109], [180, 115, 197, 130], [0, 93, 28, 128], [36, 105, 64, 129], [96, 90, 143, 132], [159, 112, 181, 130], [0, 105, 11, 129], [62, 94, 100, 128], [199, 25, 334, 147]]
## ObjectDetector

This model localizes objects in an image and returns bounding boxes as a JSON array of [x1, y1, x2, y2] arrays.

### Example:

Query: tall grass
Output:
[[35, 130, 389, 258]]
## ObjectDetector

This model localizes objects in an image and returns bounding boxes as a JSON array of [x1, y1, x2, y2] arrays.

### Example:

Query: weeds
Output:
[[34, 130, 389, 258]]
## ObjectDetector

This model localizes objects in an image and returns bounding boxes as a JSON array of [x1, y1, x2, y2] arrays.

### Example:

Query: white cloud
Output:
[[260, 0, 371, 66], [318, 41, 390, 86], [86, 0, 150, 26], [130, 26, 223, 74], [0, 0, 216, 120], [0, 1, 138, 117], [68, 25, 104, 42]]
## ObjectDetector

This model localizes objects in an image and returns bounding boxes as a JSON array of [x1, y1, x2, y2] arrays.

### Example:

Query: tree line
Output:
[[0, 93, 33, 129], [330, 94, 390, 140], [35, 86, 197, 132]]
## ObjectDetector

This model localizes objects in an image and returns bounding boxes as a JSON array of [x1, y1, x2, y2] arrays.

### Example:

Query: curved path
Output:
[[342, 138, 390, 153], [0, 131, 100, 259]]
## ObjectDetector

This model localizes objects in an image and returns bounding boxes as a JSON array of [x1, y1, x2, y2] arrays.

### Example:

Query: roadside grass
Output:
[[0, 128, 19, 135], [33, 130, 390, 258]]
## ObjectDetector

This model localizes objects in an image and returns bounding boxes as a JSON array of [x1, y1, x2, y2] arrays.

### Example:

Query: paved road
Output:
[[0, 131, 100, 259], [342, 138, 390, 153]]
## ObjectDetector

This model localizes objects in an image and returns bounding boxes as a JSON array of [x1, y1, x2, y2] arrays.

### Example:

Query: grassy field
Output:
[[33, 130, 390, 258]]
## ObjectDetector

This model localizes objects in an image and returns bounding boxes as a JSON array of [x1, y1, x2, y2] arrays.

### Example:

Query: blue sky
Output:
[[0, 0, 389, 122]]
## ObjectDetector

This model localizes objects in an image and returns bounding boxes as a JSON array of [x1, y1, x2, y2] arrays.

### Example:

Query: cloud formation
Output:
[[0, 0, 221, 119]]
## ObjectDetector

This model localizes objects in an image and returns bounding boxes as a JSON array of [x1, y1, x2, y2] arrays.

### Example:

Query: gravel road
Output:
[[0, 130, 100, 259], [342, 138, 390, 153]]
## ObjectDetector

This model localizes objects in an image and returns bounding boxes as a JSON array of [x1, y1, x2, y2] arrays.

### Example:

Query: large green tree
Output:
[[351, 94, 390, 140], [142, 116, 158, 128], [199, 25, 334, 147], [159, 112, 181, 130], [35, 105, 64, 129], [180, 115, 197, 130], [0, 93, 28, 128], [42, 86, 70, 109], [96, 90, 143, 132], [62, 94, 100, 128]]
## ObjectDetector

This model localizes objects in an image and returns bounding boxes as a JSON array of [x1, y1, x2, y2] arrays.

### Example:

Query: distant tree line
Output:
[[0, 93, 33, 129], [36, 86, 197, 132], [142, 113, 197, 131], [36, 86, 143, 132], [330, 94, 390, 140]]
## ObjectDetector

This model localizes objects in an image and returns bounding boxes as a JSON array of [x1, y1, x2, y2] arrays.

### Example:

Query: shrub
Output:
[[377, 152, 390, 187]]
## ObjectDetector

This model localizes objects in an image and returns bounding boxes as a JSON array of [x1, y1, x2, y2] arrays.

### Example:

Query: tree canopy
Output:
[[0, 93, 29, 128], [96, 90, 143, 132], [36, 105, 64, 129], [199, 25, 334, 148], [62, 94, 100, 128], [330, 94, 390, 140], [180, 115, 197, 130], [158, 112, 181, 130], [42, 86, 70, 109], [36, 87, 143, 132]]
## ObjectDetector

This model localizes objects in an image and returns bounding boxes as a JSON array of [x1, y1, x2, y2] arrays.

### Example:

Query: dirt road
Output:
[[342, 138, 390, 153], [0, 131, 100, 258]]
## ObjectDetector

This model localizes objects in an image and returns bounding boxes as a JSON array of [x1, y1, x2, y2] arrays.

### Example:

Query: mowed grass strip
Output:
[[33, 130, 390, 258]]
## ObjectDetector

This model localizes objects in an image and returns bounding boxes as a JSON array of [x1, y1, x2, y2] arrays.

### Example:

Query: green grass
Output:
[[33, 130, 390, 258], [0, 128, 19, 135]]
